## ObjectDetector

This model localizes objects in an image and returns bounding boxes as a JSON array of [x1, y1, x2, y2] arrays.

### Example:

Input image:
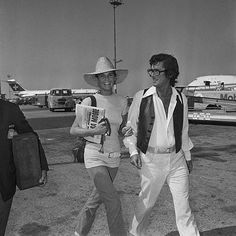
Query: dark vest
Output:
[[137, 89, 183, 154]]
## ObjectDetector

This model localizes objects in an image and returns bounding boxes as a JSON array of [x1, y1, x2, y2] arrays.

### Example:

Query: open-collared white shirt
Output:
[[124, 86, 193, 160]]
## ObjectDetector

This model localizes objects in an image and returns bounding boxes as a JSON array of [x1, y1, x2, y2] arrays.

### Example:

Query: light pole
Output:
[[109, 0, 123, 68], [109, 0, 123, 93]]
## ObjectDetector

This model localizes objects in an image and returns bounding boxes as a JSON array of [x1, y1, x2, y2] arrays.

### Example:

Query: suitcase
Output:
[[12, 132, 42, 190]]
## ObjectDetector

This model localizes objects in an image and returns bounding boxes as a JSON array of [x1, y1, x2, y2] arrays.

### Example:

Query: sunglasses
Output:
[[147, 69, 166, 77]]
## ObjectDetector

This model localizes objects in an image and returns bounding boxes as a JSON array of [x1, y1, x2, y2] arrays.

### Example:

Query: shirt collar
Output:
[[142, 86, 156, 98], [172, 87, 183, 103], [143, 86, 181, 102]]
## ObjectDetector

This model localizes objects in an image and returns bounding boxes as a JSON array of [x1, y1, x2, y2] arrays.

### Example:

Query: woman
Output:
[[70, 57, 128, 236]]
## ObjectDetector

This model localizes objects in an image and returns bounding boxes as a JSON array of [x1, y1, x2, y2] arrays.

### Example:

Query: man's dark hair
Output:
[[149, 53, 179, 86]]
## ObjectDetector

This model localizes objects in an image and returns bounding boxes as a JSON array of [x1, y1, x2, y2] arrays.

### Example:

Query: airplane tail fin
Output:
[[6, 79, 25, 92]]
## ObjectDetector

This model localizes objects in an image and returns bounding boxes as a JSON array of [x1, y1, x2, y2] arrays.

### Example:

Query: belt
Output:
[[105, 152, 120, 158], [147, 145, 175, 154]]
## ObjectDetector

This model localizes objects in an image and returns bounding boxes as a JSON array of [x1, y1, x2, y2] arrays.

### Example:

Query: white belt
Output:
[[147, 145, 175, 154], [104, 152, 120, 158]]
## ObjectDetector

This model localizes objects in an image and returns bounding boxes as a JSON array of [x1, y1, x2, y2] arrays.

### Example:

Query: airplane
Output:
[[5, 79, 98, 98], [186, 75, 236, 91], [182, 75, 236, 125], [184, 75, 236, 101]]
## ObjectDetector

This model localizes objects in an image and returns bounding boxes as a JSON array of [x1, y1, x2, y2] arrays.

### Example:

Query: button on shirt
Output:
[[124, 86, 193, 160]]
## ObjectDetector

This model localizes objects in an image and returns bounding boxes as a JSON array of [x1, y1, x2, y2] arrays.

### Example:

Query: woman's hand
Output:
[[122, 126, 133, 137], [93, 121, 108, 135]]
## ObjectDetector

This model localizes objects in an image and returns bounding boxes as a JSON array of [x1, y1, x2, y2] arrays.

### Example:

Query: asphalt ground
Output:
[[21, 105, 75, 130], [5, 106, 236, 236]]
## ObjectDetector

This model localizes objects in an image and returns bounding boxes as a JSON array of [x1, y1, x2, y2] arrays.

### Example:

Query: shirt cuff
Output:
[[130, 150, 139, 157], [183, 150, 191, 161]]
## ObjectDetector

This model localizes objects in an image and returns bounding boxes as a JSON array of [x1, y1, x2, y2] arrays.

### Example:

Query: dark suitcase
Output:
[[12, 132, 42, 190]]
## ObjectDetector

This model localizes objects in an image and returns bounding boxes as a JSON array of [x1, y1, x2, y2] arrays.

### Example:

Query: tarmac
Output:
[[5, 106, 236, 236]]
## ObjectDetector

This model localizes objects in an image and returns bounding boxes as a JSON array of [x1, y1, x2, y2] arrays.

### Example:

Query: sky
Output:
[[0, 0, 236, 97]]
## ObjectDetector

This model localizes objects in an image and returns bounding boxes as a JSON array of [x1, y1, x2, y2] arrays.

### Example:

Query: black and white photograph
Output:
[[0, 0, 236, 235]]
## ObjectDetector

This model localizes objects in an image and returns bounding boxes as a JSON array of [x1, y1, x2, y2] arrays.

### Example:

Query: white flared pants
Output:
[[130, 150, 200, 236]]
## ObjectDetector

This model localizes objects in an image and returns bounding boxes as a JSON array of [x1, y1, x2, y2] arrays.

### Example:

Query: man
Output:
[[0, 99, 48, 236], [123, 54, 200, 236]]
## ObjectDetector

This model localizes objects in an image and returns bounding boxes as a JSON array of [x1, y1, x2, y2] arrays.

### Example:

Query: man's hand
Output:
[[130, 154, 142, 169], [186, 160, 193, 174], [39, 170, 47, 186]]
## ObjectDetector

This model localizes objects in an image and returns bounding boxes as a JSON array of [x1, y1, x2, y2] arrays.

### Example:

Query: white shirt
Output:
[[124, 86, 193, 160]]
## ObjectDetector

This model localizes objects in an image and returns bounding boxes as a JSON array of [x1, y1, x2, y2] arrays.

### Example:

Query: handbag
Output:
[[72, 137, 86, 163]]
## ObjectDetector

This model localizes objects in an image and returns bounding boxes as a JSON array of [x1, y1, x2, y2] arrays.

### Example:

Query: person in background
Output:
[[70, 56, 128, 236], [0, 99, 48, 236], [123, 53, 200, 236]]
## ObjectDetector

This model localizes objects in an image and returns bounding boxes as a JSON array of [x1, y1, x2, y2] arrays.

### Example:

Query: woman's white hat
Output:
[[84, 57, 128, 87]]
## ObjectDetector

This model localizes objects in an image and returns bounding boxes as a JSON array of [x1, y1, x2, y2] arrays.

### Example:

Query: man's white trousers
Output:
[[129, 150, 200, 236]]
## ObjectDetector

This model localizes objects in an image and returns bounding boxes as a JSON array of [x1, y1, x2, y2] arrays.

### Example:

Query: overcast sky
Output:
[[0, 0, 236, 97]]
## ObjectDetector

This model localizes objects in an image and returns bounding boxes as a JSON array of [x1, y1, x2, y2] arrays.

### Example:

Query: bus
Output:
[[47, 88, 75, 112]]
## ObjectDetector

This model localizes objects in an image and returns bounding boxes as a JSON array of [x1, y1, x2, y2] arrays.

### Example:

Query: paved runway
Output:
[[21, 105, 75, 119], [21, 105, 76, 130], [5, 105, 236, 236]]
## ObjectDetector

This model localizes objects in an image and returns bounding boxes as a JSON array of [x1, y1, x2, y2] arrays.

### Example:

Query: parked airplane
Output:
[[185, 75, 236, 101], [6, 79, 98, 98], [185, 75, 236, 125], [187, 75, 236, 90]]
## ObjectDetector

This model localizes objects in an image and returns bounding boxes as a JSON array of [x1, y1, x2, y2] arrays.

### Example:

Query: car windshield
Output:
[[51, 89, 72, 96]]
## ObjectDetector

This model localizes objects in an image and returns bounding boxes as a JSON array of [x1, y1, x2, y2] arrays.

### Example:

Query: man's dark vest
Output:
[[137, 89, 183, 154]]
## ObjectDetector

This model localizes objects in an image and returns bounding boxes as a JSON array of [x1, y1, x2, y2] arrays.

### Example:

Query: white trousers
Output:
[[129, 151, 200, 236]]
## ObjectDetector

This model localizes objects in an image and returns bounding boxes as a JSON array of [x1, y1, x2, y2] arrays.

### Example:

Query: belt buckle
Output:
[[108, 152, 120, 158], [108, 152, 116, 158]]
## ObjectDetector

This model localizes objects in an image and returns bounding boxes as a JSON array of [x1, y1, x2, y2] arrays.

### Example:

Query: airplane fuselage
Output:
[[185, 75, 236, 101], [15, 90, 49, 98], [194, 90, 236, 101], [6, 79, 97, 98], [187, 75, 236, 90]]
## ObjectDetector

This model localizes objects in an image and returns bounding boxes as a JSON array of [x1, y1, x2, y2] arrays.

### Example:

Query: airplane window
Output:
[[204, 81, 211, 86], [50, 89, 72, 96], [62, 89, 72, 96], [50, 90, 60, 96]]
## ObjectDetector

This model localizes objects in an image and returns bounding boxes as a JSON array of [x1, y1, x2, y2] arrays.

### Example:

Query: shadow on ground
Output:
[[165, 226, 236, 236], [18, 222, 51, 236]]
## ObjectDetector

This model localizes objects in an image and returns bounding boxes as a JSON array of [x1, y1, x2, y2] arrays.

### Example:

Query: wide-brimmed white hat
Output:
[[84, 57, 128, 87]]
